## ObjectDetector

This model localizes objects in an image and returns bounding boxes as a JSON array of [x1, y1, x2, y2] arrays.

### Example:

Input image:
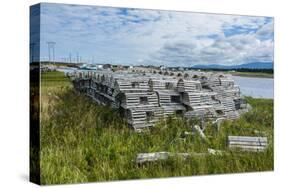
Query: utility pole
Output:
[[76, 52, 79, 63], [47, 42, 56, 64]]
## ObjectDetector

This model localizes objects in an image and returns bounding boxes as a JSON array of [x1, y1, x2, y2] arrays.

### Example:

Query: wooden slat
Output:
[[228, 136, 267, 142], [228, 136, 268, 152]]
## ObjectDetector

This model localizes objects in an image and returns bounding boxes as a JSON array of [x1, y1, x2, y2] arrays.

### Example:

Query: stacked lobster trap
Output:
[[68, 70, 250, 131]]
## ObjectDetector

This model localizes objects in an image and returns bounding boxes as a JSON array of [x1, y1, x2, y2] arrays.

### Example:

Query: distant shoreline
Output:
[[193, 69, 274, 78], [230, 72, 273, 78]]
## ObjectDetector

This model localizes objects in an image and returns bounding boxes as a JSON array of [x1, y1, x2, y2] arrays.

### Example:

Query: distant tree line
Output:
[[189, 68, 273, 74]]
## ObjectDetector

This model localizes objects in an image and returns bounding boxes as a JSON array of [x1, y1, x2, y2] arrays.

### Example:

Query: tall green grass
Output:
[[40, 71, 273, 185]]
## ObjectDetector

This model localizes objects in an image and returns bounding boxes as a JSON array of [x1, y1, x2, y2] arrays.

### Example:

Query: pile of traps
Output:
[[70, 70, 251, 131]]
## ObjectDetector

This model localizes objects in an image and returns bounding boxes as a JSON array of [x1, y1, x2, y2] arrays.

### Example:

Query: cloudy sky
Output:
[[37, 3, 274, 66]]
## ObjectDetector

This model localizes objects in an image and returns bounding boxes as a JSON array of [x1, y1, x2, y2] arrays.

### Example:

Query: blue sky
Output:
[[34, 3, 274, 66]]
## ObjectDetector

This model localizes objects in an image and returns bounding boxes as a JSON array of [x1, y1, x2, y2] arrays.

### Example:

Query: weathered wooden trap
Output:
[[228, 136, 268, 152]]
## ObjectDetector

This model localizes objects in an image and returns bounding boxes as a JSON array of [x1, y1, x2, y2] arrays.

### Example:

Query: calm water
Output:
[[232, 76, 273, 99]]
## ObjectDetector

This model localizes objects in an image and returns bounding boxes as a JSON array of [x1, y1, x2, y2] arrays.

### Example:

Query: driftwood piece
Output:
[[194, 125, 207, 141], [136, 149, 223, 164], [212, 117, 226, 131], [136, 152, 170, 164], [228, 136, 268, 152]]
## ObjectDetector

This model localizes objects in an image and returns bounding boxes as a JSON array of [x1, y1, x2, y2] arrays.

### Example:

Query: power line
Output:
[[69, 53, 72, 63], [76, 52, 79, 63]]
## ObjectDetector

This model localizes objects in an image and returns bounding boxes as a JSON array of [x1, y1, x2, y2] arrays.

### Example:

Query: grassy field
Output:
[[229, 71, 273, 78], [40, 71, 273, 185]]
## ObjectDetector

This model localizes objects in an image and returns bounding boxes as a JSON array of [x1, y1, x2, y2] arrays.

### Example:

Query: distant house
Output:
[[114, 65, 124, 71], [96, 64, 103, 70], [178, 67, 184, 71], [79, 64, 88, 69], [79, 64, 97, 70], [160, 65, 166, 71], [88, 65, 97, 70], [103, 64, 112, 69]]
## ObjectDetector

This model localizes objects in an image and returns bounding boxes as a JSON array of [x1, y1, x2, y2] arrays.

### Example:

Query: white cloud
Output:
[[38, 3, 274, 66]]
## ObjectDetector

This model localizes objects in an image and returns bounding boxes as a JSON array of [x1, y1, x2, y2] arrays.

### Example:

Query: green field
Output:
[[230, 71, 273, 78], [39, 71, 273, 185]]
